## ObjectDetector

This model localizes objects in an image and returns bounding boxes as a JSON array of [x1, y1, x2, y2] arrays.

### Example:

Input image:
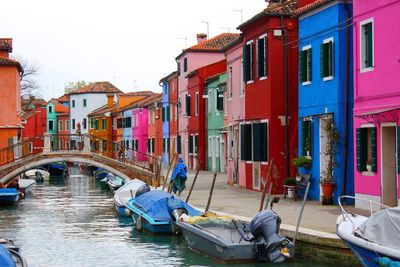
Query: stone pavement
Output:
[[177, 170, 365, 235]]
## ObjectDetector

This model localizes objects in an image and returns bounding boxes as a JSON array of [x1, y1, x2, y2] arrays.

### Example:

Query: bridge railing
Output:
[[0, 136, 43, 166]]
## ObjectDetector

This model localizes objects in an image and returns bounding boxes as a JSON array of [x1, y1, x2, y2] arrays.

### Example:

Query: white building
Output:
[[69, 82, 122, 134]]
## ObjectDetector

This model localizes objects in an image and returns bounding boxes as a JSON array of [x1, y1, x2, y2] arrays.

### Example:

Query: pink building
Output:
[[353, 0, 400, 209], [176, 33, 240, 169], [132, 107, 148, 161], [225, 38, 246, 187]]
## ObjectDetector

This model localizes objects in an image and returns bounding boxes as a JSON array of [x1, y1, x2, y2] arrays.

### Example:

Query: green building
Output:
[[206, 73, 226, 172], [46, 99, 58, 149]]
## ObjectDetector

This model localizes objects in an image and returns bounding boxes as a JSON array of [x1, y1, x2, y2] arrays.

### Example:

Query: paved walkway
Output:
[[177, 170, 364, 235]]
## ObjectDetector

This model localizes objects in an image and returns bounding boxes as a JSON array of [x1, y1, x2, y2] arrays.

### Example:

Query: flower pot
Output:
[[366, 165, 372, 172], [287, 188, 294, 198], [321, 182, 334, 198]]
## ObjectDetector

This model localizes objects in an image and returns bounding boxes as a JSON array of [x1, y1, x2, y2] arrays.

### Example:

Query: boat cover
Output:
[[0, 244, 16, 267], [355, 207, 400, 250], [134, 190, 200, 221], [0, 188, 18, 196]]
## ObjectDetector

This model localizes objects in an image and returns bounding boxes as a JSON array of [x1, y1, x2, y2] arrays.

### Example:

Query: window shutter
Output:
[[243, 44, 250, 82], [300, 50, 307, 83], [371, 127, 377, 172], [261, 123, 268, 162], [328, 41, 333, 77], [253, 123, 262, 162], [135, 140, 138, 151], [240, 124, 252, 161], [307, 48, 312, 82], [167, 106, 170, 121], [147, 138, 150, 153], [397, 127, 400, 174], [167, 138, 170, 152], [365, 23, 373, 68], [265, 37, 268, 77], [257, 37, 265, 78], [249, 44, 253, 81], [356, 128, 367, 172], [152, 138, 155, 153], [189, 136, 193, 154], [186, 95, 191, 116], [177, 135, 181, 153], [162, 107, 165, 122], [302, 120, 312, 156], [163, 138, 166, 152]]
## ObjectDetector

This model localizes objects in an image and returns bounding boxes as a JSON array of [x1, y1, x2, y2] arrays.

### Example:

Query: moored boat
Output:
[[0, 239, 28, 267], [0, 188, 20, 206], [113, 179, 151, 217], [18, 179, 36, 195], [106, 174, 125, 193], [336, 196, 400, 267], [125, 190, 201, 234], [24, 168, 50, 181], [45, 162, 67, 176], [94, 168, 108, 180], [176, 209, 295, 263]]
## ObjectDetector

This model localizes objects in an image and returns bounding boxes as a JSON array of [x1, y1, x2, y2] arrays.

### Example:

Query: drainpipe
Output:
[[342, 0, 351, 198], [281, 15, 290, 178]]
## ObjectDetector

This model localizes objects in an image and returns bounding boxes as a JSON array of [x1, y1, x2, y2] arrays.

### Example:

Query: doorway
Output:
[[319, 117, 330, 199], [381, 125, 397, 207]]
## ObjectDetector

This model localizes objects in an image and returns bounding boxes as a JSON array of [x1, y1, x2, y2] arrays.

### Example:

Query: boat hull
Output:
[[176, 221, 256, 263], [0, 189, 20, 206], [130, 208, 174, 234], [114, 203, 127, 217]]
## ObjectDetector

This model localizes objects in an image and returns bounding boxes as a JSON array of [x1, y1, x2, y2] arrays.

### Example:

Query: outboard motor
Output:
[[35, 171, 44, 182], [166, 196, 188, 221], [135, 184, 151, 197], [250, 209, 295, 263]]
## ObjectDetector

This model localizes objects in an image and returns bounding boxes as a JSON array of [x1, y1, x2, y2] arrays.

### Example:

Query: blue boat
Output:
[[125, 190, 201, 234], [113, 179, 151, 217], [0, 240, 28, 267], [337, 196, 400, 267], [0, 188, 20, 206], [94, 168, 108, 180]]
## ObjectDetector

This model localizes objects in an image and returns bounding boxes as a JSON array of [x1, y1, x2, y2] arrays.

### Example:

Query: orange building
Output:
[[146, 94, 163, 158], [0, 38, 23, 149]]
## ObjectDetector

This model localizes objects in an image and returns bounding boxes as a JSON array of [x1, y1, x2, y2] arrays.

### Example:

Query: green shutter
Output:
[[299, 50, 307, 83], [320, 44, 325, 78], [302, 120, 312, 156], [365, 23, 373, 68], [307, 48, 312, 82], [397, 127, 400, 174], [327, 41, 333, 77], [371, 127, 377, 172], [162, 107, 165, 122], [163, 138, 166, 152], [356, 128, 367, 172], [166, 106, 170, 121]]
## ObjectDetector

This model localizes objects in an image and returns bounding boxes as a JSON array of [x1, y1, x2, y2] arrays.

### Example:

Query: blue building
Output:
[[296, 1, 354, 203], [160, 74, 171, 165]]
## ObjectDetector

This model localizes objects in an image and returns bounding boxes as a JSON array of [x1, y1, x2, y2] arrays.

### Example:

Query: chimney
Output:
[[196, 33, 207, 44], [106, 94, 114, 108], [0, 38, 12, 59]]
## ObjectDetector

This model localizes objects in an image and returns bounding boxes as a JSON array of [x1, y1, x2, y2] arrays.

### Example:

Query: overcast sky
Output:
[[1, 0, 267, 100]]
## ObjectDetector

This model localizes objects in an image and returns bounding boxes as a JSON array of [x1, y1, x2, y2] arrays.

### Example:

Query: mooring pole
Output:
[[185, 162, 201, 203], [162, 153, 177, 191], [259, 158, 274, 212], [205, 173, 217, 212], [264, 183, 273, 210], [293, 181, 311, 245]]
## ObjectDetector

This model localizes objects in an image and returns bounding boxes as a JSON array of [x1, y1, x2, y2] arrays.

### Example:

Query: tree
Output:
[[64, 80, 90, 94], [18, 58, 40, 98]]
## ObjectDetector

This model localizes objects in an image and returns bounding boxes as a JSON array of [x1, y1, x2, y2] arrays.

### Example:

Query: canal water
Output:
[[0, 168, 343, 267]]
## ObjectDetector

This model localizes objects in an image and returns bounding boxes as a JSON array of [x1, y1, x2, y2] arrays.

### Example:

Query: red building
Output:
[[55, 104, 70, 150], [21, 98, 47, 153], [167, 72, 179, 154], [187, 60, 226, 170], [237, 0, 299, 193], [146, 94, 163, 158]]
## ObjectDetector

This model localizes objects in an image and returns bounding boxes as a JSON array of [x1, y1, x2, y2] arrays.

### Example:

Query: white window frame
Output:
[[360, 18, 374, 73], [323, 37, 334, 81], [301, 45, 312, 86], [58, 120, 63, 131], [258, 34, 268, 80]]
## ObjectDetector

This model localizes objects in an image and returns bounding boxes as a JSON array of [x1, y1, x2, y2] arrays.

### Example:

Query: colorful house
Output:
[[21, 97, 47, 153], [295, 0, 354, 203], [56, 104, 70, 150], [176, 33, 240, 169], [237, 0, 299, 193], [46, 99, 59, 149], [352, 0, 400, 208], [206, 72, 227, 172], [146, 94, 163, 158], [160, 73, 172, 165], [226, 37, 246, 186], [0, 38, 23, 149]]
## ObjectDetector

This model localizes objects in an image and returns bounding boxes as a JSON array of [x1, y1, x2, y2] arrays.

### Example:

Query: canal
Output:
[[0, 167, 345, 267]]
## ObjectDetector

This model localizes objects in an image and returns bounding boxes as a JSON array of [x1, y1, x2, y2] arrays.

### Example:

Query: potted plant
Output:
[[283, 178, 296, 198], [320, 119, 339, 204], [291, 156, 312, 169]]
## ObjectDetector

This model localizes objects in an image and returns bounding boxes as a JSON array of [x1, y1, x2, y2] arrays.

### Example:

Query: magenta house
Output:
[[132, 107, 148, 162], [225, 37, 246, 187], [353, 0, 400, 209]]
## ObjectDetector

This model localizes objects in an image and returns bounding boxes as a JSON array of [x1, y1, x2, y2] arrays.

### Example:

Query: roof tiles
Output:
[[69, 81, 123, 95], [294, 0, 334, 16], [185, 33, 241, 53]]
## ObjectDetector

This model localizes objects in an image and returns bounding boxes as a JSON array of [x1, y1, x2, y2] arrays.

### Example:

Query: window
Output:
[[166, 106, 170, 121], [228, 65, 233, 98], [72, 100, 75, 108], [116, 118, 122, 129], [177, 135, 181, 154], [66, 120, 70, 131], [162, 107, 165, 122], [125, 117, 131, 128], [356, 127, 377, 172], [216, 91, 224, 112], [240, 122, 268, 162], [240, 59, 245, 95], [49, 106, 53, 113], [240, 124, 252, 161], [95, 119, 99, 130], [59, 120, 63, 131], [195, 93, 199, 116], [152, 138, 155, 154], [302, 120, 312, 157], [83, 99, 87, 107], [243, 41, 254, 82], [72, 119, 76, 130], [360, 19, 374, 71], [49, 120, 54, 131], [258, 34, 268, 79], [102, 140, 107, 151], [147, 138, 151, 153], [177, 61, 180, 76], [300, 45, 312, 84], [321, 38, 334, 79], [102, 118, 106, 130], [189, 135, 193, 154], [183, 57, 188, 72], [90, 118, 94, 129], [135, 139, 138, 151], [82, 118, 87, 129], [185, 94, 191, 116]]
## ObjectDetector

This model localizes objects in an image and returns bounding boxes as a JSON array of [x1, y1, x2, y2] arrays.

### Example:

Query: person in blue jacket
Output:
[[170, 157, 187, 194]]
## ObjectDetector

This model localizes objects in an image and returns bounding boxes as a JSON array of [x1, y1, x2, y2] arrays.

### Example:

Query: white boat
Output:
[[113, 179, 151, 217], [18, 179, 36, 195], [336, 196, 400, 267], [24, 168, 50, 181]]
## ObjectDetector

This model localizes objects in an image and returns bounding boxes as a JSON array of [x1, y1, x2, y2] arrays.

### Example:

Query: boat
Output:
[[0, 188, 20, 205], [18, 179, 36, 195], [113, 179, 151, 217], [0, 239, 28, 267], [24, 168, 50, 181], [337, 196, 400, 267], [125, 190, 201, 234], [94, 168, 108, 180], [176, 209, 295, 263], [45, 162, 68, 176], [106, 174, 125, 193]]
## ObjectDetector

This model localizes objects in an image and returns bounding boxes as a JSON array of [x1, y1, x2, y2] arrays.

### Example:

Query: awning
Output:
[[355, 107, 400, 123], [355, 107, 400, 117]]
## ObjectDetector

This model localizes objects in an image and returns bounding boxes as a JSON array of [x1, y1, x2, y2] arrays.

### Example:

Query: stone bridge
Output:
[[0, 133, 158, 184]]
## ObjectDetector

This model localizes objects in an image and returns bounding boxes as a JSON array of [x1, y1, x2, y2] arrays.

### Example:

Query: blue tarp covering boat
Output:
[[0, 188, 20, 205], [0, 244, 15, 267]]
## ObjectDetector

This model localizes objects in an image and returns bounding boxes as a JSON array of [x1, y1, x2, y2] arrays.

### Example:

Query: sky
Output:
[[0, 0, 267, 100]]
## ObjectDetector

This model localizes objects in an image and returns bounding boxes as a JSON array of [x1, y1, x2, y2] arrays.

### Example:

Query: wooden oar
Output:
[[205, 173, 217, 212], [162, 153, 177, 191], [259, 158, 274, 212]]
